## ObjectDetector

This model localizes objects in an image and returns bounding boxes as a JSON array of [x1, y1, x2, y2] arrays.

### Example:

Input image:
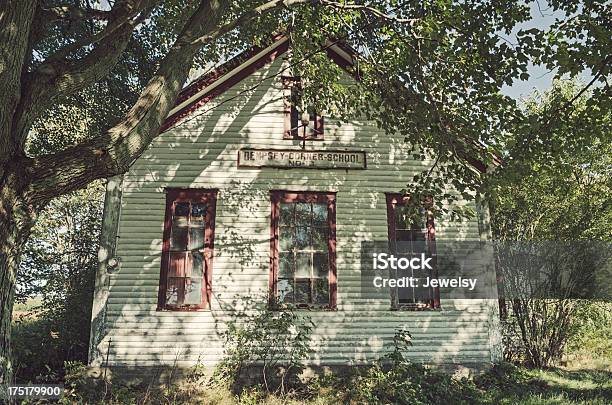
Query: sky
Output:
[[501, 1, 592, 101]]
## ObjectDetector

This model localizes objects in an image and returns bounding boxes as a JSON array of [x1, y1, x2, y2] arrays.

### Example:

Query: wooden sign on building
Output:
[[238, 148, 366, 169]]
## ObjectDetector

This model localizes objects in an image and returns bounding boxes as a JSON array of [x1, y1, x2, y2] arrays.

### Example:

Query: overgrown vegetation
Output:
[[213, 304, 314, 393], [488, 80, 611, 368], [12, 184, 103, 383], [48, 335, 612, 404]]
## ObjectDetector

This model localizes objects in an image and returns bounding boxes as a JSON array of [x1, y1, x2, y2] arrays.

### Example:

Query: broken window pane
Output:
[[191, 203, 207, 219], [278, 278, 294, 303], [166, 278, 180, 305]]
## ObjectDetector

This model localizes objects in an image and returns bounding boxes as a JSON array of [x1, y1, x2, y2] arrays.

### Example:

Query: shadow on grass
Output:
[[475, 364, 612, 404]]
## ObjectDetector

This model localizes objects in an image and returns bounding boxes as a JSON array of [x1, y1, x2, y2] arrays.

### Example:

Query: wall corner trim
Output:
[[88, 175, 124, 366]]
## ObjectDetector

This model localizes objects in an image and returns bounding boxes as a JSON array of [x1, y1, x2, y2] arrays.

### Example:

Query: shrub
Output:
[[214, 304, 314, 393], [13, 184, 102, 382]]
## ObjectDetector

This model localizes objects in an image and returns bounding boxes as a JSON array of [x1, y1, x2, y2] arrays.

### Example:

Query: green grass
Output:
[[478, 367, 612, 405], [12, 296, 42, 315]]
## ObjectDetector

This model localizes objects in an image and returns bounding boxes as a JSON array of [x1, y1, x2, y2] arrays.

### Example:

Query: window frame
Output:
[[270, 191, 337, 309], [282, 76, 324, 140], [385, 193, 440, 310], [157, 188, 217, 311]]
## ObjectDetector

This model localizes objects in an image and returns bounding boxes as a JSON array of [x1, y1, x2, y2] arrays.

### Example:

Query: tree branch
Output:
[[13, 1, 158, 149], [40, 5, 112, 22], [41, 0, 156, 63], [320, 0, 419, 25], [0, 1, 37, 164], [191, 0, 312, 46], [24, 0, 232, 203]]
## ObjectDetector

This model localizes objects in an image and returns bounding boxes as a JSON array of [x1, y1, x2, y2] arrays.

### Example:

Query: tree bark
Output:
[[0, 0, 37, 166], [0, 160, 39, 392]]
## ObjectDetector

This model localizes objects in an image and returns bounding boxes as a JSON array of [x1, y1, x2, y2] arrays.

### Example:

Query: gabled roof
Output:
[[161, 36, 498, 172], [160, 35, 355, 132]]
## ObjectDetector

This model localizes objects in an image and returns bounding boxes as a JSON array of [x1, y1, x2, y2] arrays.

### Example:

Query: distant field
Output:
[[12, 296, 42, 318]]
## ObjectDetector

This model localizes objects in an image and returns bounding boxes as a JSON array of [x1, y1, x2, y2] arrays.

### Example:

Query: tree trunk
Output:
[[0, 162, 38, 392]]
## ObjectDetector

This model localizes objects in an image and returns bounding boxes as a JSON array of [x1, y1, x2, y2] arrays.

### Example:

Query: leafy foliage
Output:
[[566, 301, 612, 368], [12, 183, 103, 382], [489, 79, 611, 368], [215, 304, 314, 393]]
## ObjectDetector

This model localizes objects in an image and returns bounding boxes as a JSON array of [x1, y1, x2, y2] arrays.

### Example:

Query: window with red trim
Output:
[[282, 76, 324, 140], [158, 189, 216, 310], [386, 194, 439, 309], [270, 191, 336, 308]]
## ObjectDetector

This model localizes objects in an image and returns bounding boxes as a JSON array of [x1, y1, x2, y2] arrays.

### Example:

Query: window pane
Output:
[[312, 228, 328, 251], [396, 229, 412, 242], [295, 203, 311, 226], [168, 252, 186, 277], [294, 279, 310, 303], [279, 252, 294, 278], [189, 226, 204, 250], [174, 202, 190, 217], [398, 284, 415, 303], [312, 203, 327, 227], [396, 240, 413, 253], [184, 277, 202, 305], [166, 278, 180, 305], [414, 283, 431, 303], [295, 253, 311, 278], [191, 202, 207, 219], [170, 223, 188, 250], [395, 209, 408, 229], [295, 226, 310, 250], [313, 278, 329, 305], [189, 252, 204, 278], [278, 278, 294, 303], [313, 253, 329, 278], [279, 226, 294, 251], [411, 229, 426, 242], [280, 203, 294, 225]]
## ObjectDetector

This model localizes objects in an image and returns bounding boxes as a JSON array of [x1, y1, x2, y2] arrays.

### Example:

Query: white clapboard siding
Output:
[[94, 54, 500, 368]]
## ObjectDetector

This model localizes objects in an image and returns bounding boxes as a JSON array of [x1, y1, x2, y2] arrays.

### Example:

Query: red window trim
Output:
[[158, 188, 217, 311], [282, 76, 324, 140], [270, 191, 337, 309], [385, 193, 440, 310]]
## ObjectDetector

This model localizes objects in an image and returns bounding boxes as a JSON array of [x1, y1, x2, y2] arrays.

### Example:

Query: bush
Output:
[[214, 304, 314, 393], [566, 301, 612, 367], [13, 183, 103, 382]]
